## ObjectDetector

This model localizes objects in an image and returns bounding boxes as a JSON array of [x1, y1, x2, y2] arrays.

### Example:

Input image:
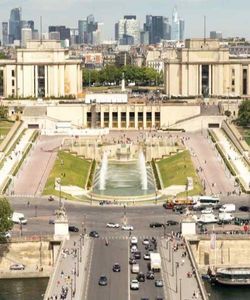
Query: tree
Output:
[[0, 197, 13, 238], [0, 105, 8, 120], [237, 100, 250, 127], [0, 52, 7, 59]]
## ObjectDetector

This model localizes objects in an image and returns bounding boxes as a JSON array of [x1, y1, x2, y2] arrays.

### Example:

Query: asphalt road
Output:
[[86, 238, 129, 300]]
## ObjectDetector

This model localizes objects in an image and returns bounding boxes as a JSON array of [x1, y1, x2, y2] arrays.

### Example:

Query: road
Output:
[[86, 238, 129, 300]]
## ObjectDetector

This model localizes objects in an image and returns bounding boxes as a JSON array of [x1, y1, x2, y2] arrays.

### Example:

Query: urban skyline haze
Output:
[[0, 0, 249, 40]]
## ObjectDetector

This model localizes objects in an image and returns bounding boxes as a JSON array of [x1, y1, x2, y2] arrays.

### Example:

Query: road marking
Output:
[[83, 239, 94, 300], [127, 237, 130, 300]]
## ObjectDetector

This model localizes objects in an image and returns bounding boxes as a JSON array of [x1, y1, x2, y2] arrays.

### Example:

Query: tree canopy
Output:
[[0, 197, 13, 238], [82, 65, 163, 87], [0, 52, 7, 59], [237, 100, 250, 127]]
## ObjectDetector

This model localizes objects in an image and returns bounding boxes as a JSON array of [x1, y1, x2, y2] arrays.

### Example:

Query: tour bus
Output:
[[193, 196, 220, 209]]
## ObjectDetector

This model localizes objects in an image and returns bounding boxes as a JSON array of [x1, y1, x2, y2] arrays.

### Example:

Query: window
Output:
[[232, 79, 235, 86], [12, 79, 15, 86], [11, 70, 15, 77], [232, 68, 235, 76]]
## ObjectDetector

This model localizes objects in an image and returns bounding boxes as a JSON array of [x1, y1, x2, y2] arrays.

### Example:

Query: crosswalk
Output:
[[91, 235, 167, 241]]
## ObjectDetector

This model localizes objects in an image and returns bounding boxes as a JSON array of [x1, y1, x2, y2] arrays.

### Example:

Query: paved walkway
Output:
[[159, 237, 204, 300], [184, 132, 235, 195], [44, 235, 92, 300], [213, 128, 250, 191], [0, 129, 34, 191]]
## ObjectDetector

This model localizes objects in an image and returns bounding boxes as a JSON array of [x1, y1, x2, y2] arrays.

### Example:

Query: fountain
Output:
[[99, 152, 108, 190], [138, 151, 148, 190]]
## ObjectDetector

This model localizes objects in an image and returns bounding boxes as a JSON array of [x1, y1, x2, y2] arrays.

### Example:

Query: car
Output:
[[130, 236, 138, 244], [48, 196, 54, 201], [166, 220, 179, 226], [173, 205, 185, 213], [122, 225, 134, 230], [134, 252, 141, 259], [112, 263, 121, 272], [69, 225, 79, 232], [155, 279, 163, 287], [0, 232, 11, 239], [49, 219, 55, 225], [146, 271, 155, 280], [137, 272, 145, 282], [143, 253, 150, 260], [145, 244, 154, 252], [150, 222, 164, 228], [98, 275, 108, 286], [239, 206, 250, 212], [89, 231, 99, 238], [9, 263, 25, 270], [131, 245, 138, 253], [163, 202, 174, 209], [201, 207, 213, 214], [130, 279, 139, 290], [106, 222, 120, 228], [156, 298, 164, 300], [129, 257, 137, 264], [142, 238, 150, 245]]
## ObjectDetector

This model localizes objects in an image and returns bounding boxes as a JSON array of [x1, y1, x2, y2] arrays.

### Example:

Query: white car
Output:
[[130, 245, 138, 253], [130, 236, 138, 244], [201, 207, 213, 214], [143, 253, 150, 260], [142, 238, 150, 245], [0, 232, 11, 238], [130, 279, 139, 290], [122, 225, 134, 231], [106, 222, 120, 228]]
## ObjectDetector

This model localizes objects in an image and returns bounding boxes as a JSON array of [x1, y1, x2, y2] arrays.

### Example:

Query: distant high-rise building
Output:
[[49, 31, 60, 40], [2, 22, 9, 46], [171, 6, 184, 41], [116, 15, 140, 45], [163, 17, 171, 40], [48, 26, 70, 41], [9, 7, 22, 43], [21, 27, 32, 47], [210, 31, 223, 40], [27, 20, 34, 31], [78, 20, 87, 44]]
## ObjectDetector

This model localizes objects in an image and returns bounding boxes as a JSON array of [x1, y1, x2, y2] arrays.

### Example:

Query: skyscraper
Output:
[[171, 6, 185, 41], [116, 15, 140, 45], [2, 22, 9, 46], [21, 27, 32, 47], [78, 20, 87, 44], [9, 7, 22, 43]]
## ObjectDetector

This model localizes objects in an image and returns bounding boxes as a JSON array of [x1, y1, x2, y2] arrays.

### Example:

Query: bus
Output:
[[193, 196, 220, 209]]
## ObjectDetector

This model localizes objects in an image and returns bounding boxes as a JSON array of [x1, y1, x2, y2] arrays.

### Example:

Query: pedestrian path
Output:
[[213, 128, 250, 191], [44, 235, 92, 300], [159, 238, 206, 300]]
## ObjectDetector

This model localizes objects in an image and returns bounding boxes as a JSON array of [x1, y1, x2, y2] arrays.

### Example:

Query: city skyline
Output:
[[0, 0, 250, 40]]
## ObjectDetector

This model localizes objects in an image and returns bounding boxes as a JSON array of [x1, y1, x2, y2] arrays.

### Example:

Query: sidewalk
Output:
[[44, 235, 92, 300], [159, 237, 204, 300]]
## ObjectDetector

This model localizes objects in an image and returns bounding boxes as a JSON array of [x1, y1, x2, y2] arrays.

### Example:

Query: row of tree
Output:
[[0, 197, 13, 240], [82, 65, 163, 86], [237, 100, 250, 127]]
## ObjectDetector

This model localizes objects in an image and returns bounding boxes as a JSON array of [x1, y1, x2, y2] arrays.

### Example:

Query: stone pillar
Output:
[[118, 107, 121, 129], [135, 106, 138, 129], [101, 110, 104, 128], [143, 108, 147, 129], [45, 65, 48, 97], [126, 107, 130, 129], [35, 65, 38, 98], [82, 106, 87, 128], [54, 207, 69, 241], [109, 107, 113, 129], [209, 65, 212, 96]]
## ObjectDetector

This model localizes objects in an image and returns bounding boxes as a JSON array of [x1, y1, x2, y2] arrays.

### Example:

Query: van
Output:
[[219, 204, 236, 213], [219, 213, 235, 223], [12, 212, 27, 225], [131, 263, 139, 274]]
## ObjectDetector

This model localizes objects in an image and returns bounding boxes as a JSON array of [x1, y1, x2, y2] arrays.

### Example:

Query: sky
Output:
[[0, 0, 250, 40]]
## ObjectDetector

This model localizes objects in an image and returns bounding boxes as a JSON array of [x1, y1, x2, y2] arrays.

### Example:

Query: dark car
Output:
[[129, 257, 137, 265], [146, 270, 155, 280], [239, 206, 250, 212], [112, 263, 121, 272], [134, 251, 141, 259], [166, 220, 179, 226], [89, 231, 99, 238], [98, 275, 108, 286], [150, 222, 165, 228], [48, 196, 54, 201], [69, 225, 79, 232], [173, 205, 185, 214], [137, 272, 145, 282]]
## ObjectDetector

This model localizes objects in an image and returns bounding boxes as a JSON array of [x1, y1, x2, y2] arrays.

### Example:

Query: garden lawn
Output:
[[43, 151, 91, 196], [0, 120, 14, 143], [156, 150, 203, 196]]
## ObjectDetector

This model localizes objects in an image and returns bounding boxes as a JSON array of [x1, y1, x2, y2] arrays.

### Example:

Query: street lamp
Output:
[[171, 246, 174, 276], [77, 248, 80, 277], [175, 262, 179, 293], [179, 278, 182, 300], [74, 261, 77, 295]]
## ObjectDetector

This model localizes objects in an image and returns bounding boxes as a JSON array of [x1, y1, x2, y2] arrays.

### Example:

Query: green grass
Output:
[[0, 120, 14, 142], [43, 151, 91, 196], [243, 129, 250, 146], [156, 150, 203, 196]]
